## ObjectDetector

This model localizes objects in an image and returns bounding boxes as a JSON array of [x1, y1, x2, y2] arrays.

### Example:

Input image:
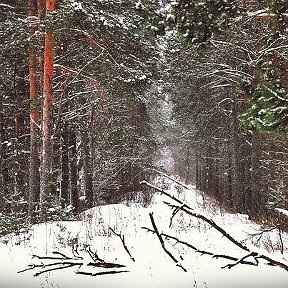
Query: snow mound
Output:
[[1, 180, 288, 288]]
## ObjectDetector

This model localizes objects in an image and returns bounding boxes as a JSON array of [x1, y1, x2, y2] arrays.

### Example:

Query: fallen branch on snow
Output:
[[18, 247, 128, 277], [109, 227, 135, 262], [140, 180, 288, 272], [147, 168, 190, 190], [142, 226, 259, 267], [148, 212, 187, 272]]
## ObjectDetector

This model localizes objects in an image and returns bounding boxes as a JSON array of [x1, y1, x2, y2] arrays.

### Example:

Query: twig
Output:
[[32, 253, 72, 260], [147, 168, 190, 189], [279, 228, 284, 255], [66, 28, 120, 66], [52, 251, 73, 259], [0, 3, 15, 8], [222, 252, 258, 269], [18, 264, 38, 274], [18, 249, 128, 276], [169, 204, 185, 228], [76, 270, 129, 276], [140, 180, 191, 209], [87, 246, 104, 263], [109, 227, 135, 262], [87, 262, 125, 268], [148, 213, 187, 272], [34, 264, 77, 277]]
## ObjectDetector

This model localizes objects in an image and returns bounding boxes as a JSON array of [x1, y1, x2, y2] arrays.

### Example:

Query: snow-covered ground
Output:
[[1, 177, 288, 288]]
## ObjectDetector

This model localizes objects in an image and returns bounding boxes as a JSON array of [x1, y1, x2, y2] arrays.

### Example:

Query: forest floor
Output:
[[1, 176, 288, 288]]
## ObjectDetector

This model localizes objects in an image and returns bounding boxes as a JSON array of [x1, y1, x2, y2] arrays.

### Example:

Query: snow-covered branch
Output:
[[146, 168, 190, 189], [275, 208, 288, 218], [0, 4, 15, 9]]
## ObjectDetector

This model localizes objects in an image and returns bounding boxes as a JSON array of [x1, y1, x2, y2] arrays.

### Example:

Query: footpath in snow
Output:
[[1, 176, 288, 288]]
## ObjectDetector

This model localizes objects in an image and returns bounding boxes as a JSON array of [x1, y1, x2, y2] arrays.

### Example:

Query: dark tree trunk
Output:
[[0, 111, 5, 211], [60, 124, 69, 204], [28, 0, 40, 218], [69, 130, 78, 214], [230, 105, 244, 211], [81, 131, 93, 208]]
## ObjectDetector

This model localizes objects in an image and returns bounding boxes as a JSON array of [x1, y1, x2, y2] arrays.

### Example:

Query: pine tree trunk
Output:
[[81, 130, 93, 209], [60, 124, 70, 204], [0, 111, 4, 211], [28, 0, 40, 218], [69, 130, 78, 214], [230, 103, 243, 211], [40, 0, 56, 204]]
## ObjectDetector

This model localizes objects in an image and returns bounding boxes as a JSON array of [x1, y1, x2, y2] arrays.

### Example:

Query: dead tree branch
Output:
[[147, 168, 190, 190], [18, 249, 128, 277], [166, 202, 250, 252], [142, 226, 258, 266], [87, 246, 104, 263], [140, 180, 288, 272], [76, 270, 129, 276], [221, 252, 259, 269], [148, 213, 187, 272], [141, 180, 249, 251], [109, 227, 135, 262], [140, 180, 190, 208]]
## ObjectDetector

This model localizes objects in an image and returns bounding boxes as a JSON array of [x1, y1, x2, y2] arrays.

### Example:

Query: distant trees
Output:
[[1, 0, 287, 234], [149, 0, 288, 223]]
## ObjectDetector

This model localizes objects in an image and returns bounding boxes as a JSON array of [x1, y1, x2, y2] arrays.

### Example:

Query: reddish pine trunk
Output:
[[40, 0, 56, 204]]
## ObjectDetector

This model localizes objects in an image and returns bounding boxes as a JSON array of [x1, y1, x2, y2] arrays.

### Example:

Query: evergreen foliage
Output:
[[143, 0, 288, 134], [143, 0, 241, 45], [0, 191, 29, 236], [0, 0, 158, 235], [266, 181, 287, 211]]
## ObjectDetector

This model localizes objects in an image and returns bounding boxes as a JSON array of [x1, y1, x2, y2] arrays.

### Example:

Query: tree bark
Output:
[[40, 0, 56, 204], [60, 123, 69, 204], [81, 130, 93, 209], [0, 111, 4, 211], [69, 130, 78, 214], [28, 0, 40, 218]]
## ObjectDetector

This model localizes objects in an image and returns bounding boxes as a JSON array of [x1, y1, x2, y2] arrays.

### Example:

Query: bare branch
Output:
[[142, 227, 258, 267], [34, 263, 76, 277], [0, 4, 15, 9], [87, 246, 104, 263], [147, 168, 190, 189], [76, 270, 129, 276], [141, 180, 288, 272], [166, 202, 250, 252], [65, 28, 120, 66], [18, 249, 127, 276], [140, 180, 190, 208], [221, 252, 259, 269], [148, 213, 187, 272], [141, 180, 250, 252], [109, 227, 135, 262]]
